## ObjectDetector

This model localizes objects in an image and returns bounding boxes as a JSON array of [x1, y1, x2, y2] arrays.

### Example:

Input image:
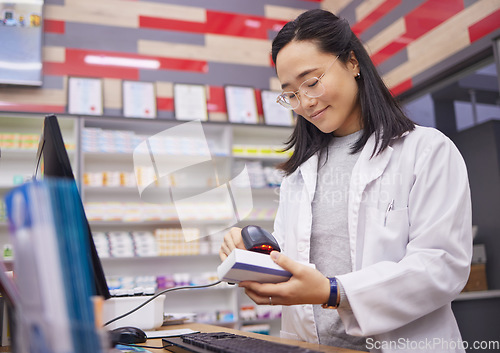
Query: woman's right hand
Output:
[[219, 227, 245, 261]]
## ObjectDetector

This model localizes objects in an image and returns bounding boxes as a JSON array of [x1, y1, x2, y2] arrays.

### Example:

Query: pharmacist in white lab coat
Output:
[[220, 9, 472, 353]]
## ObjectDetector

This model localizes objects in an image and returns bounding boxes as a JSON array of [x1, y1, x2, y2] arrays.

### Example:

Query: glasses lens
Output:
[[277, 93, 298, 110], [300, 77, 325, 98]]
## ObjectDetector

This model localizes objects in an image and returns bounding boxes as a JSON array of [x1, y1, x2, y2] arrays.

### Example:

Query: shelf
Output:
[[81, 114, 293, 130], [160, 285, 235, 293], [88, 219, 232, 227], [89, 220, 179, 226], [0, 148, 74, 160], [196, 320, 237, 327], [83, 152, 286, 162], [81, 152, 233, 160], [100, 254, 219, 262], [455, 289, 500, 301], [240, 318, 281, 325], [83, 185, 230, 194], [233, 154, 288, 161], [83, 151, 230, 160], [83, 151, 135, 162], [83, 186, 140, 193], [0, 148, 37, 154], [83, 186, 279, 205], [89, 218, 274, 228]]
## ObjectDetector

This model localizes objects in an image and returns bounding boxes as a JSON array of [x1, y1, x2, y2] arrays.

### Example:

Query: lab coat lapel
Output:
[[298, 153, 318, 203], [349, 134, 393, 270], [293, 154, 318, 263]]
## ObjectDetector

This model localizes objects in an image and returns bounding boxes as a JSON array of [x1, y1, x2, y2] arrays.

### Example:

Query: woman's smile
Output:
[[309, 106, 329, 121]]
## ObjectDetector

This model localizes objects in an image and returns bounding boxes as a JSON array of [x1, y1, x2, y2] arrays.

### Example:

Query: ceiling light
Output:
[[0, 61, 42, 70], [84, 55, 160, 69]]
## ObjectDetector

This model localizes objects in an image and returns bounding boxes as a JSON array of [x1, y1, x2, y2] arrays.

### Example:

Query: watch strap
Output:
[[321, 277, 340, 309]]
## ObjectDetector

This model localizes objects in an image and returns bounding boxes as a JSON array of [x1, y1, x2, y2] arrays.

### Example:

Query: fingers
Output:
[[219, 241, 231, 261], [270, 251, 303, 275], [239, 257, 331, 306], [239, 281, 286, 305], [219, 247, 229, 261], [219, 227, 243, 261], [243, 286, 279, 306]]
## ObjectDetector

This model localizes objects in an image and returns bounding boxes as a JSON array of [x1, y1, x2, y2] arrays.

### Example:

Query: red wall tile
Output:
[[390, 78, 412, 96], [44, 19, 65, 34], [468, 9, 500, 43], [207, 86, 227, 113], [352, 0, 401, 36], [255, 89, 263, 116], [157, 97, 174, 111], [140, 10, 287, 40], [371, 0, 463, 66], [0, 102, 66, 113], [43, 48, 207, 80]]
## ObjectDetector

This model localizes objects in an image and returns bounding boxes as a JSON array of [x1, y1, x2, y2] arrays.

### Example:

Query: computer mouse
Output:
[[241, 225, 281, 254], [110, 326, 147, 345]]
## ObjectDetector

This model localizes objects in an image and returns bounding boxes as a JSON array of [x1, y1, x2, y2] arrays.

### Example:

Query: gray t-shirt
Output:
[[310, 130, 367, 351]]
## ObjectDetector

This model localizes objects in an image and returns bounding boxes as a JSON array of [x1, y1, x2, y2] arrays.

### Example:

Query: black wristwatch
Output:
[[321, 277, 340, 309]]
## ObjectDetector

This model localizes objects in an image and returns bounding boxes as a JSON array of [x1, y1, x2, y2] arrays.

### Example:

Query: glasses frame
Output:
[[276, 55, 340, 110]]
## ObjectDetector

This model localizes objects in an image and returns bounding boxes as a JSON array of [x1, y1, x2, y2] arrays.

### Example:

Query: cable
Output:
[[104, 280, 222, 327]]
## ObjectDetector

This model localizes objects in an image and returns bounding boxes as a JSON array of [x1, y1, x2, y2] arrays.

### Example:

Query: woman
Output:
[[219, 9, 472, 353]]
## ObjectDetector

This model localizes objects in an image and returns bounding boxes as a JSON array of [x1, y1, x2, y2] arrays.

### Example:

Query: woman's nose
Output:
[[300, 94, 317, 109]]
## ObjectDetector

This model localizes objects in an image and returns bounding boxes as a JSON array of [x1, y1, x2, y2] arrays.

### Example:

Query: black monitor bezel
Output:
[[35, 114, 111, 299]]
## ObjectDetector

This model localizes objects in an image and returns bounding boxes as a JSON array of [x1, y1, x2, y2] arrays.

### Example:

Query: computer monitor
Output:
[[34, 114, 111, 299]]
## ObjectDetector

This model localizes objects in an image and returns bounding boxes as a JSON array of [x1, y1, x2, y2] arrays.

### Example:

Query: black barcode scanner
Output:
[[241, 225, 281, 254]]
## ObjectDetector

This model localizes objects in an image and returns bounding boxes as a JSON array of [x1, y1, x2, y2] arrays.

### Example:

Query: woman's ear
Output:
[[348, 50, 360, 77]]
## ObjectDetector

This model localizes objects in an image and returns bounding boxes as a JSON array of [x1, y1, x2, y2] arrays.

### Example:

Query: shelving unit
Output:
[[0, 112, 292, 336], [78, 116, 290, 335], [0, 114, 77, 251], [455, 289, 500, 301]]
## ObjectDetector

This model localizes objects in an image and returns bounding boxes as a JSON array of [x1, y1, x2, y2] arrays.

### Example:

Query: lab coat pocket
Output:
[[362, 206, 409, 265]]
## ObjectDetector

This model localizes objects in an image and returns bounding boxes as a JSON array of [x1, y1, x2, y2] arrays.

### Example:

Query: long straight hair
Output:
[[272, 9, 414, 176]]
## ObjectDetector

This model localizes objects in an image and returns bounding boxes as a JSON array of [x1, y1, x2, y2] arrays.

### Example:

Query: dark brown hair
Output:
[[272, 9, 414, 175]]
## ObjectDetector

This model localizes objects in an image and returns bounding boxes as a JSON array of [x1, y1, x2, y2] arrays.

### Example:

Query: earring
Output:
[[355, 72, 361, 80]]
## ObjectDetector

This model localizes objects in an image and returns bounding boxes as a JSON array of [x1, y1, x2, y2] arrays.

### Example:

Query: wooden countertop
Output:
[[0, 322, 364, 352]]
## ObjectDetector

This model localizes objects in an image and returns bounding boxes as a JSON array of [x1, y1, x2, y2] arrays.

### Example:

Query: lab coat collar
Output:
[[354, 132, 394, 185]]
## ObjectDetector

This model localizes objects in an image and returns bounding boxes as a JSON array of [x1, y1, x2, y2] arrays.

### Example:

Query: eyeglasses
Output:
[[276, 55, 340, 110]]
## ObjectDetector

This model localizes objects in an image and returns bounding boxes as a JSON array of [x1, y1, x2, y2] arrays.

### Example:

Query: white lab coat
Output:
[[272, 126, 472, 352]]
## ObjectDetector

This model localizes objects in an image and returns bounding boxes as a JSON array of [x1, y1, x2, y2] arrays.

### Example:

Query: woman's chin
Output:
[[313, 121, 336, 134]]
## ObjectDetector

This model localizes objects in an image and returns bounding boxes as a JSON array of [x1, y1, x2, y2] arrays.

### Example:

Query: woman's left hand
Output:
[[238, 251, 331, 306]]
